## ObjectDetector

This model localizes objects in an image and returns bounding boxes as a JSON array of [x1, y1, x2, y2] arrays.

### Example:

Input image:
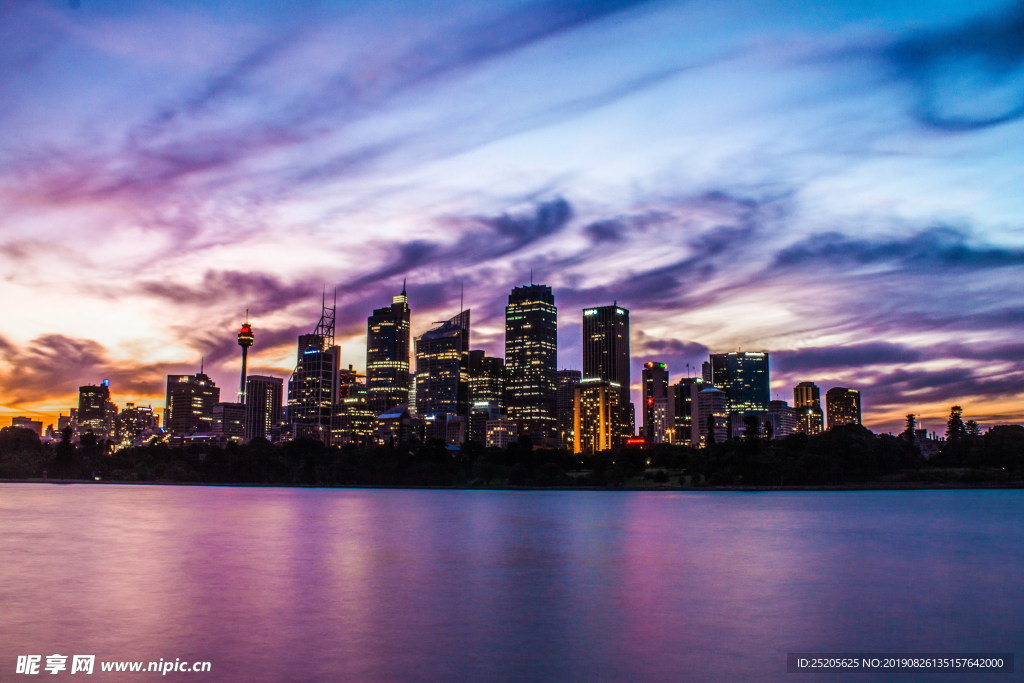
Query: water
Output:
[[1, 485, 1021, 681]]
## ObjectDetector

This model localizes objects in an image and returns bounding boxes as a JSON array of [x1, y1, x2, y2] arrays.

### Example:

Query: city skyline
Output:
[[1, 1, 1022, 433]]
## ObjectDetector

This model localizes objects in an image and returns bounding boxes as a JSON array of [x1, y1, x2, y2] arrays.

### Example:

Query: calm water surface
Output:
[[1, 485, 1021, 681]]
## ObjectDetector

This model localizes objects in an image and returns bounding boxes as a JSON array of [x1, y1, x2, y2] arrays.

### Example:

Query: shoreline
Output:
[[3, 478, 1022, 492]]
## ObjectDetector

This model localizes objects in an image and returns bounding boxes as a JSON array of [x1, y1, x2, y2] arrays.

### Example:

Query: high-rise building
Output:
[[78, 380, 115, 439], [768, 400, 797, 438], [573, 379, 622, 454], [413, 310, 470, 418], [793, 381, 824, 434], [366, 285, 411, 414], [826, 387, 862, 429], [695, 387, 729, 446], [582, 305, 631, 402], [334, 385, 376, 448], [467, 350, 505, 444], [288, 296, 341, 444], [165, 373, 220, 435], [667, 376, 708, 445], [116, 403, 158, 444], [244, 375, 283, 442], [582, 304, 634, 442], [505, 284, 557, 439], [555, 369, 582, 448], [642, 362, 670, 444], [212, 402, 246, 441], [709, 352, 770, 416]]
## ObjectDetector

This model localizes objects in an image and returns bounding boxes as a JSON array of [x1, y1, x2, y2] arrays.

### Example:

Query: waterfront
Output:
[[1, 485, 1020, 681]]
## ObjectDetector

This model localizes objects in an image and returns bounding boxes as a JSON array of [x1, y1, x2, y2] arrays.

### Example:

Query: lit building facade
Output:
[[366, 286, 411, 414], [667, 376, 708, 445], [165, 373, 220, 435], [244, 375, 283, 442], [794, 381, 824, 435], [709, 351, 770, 415], [573, 379, 628, 454], [212, 402, 246, 441], [504, 284, 557, 439], [642, 361, 670, 444], [288, 298, 341, 445], [826, 387, 862, 429], [414, 310, 470, 419], [695, 387, 729, 446], [582, 304, 634, 441], [467, 350, 505, 444], [117, 403, 158, 444], [768, 399, 797, 438], [555, 369, 582, 448], [78, 380, 115, 439]]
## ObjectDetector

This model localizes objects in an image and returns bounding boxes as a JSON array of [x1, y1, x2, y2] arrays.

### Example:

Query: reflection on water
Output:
[[1, 486, 1021, 681]]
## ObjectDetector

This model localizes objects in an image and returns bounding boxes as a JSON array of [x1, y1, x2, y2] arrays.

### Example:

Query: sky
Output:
[[1, 0, 1022, 434]]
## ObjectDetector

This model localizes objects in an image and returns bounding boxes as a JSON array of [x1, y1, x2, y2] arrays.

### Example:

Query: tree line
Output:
[[1, 415, 1022, 488]]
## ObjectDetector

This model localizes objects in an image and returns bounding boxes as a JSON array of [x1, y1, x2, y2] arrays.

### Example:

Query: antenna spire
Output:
[[460, 279, 464, 313]]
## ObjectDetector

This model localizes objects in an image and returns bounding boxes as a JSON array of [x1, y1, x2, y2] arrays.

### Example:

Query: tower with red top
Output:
[[237, 312, 254, 401]]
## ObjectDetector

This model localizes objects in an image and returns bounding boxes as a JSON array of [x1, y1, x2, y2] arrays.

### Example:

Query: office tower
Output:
[[10, 417, 43, 437], [793, 381, 824, 434], [582, 305, 630, 402], [667, 376, 707, 445], [768, 400, 797, 438], [582, 304, 634, 442], [288, 295, 341, 444], [237, 316, 254, 401], [826, 387, 862, 429], [695, 387, 729, 446], [366, 285, 411, 414], [573, 379, 622, 454], [244, 375, 283, 442], [116, 403, 158, 444], [212, 402, 246, 441], [467, 350, 505, 444], [334, 384, 376, 447], [78, 380, 116, 439], [165, 372, 220, 435], [414, 309, 470, 418], [555, 369, 582, 448], [709, 351, 770, 415], [505, 284, 557, 439], [642, 362, 670, 444]]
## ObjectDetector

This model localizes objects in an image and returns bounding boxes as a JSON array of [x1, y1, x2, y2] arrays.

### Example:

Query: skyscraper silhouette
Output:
[[288, 293, 341, 444], [505, 284, 557, 439], [366, 284, 411, 414], [414, 310, 470, 418]]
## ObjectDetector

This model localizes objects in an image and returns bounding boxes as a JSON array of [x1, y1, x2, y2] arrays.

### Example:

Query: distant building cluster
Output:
[[11, 283, 865, 453]]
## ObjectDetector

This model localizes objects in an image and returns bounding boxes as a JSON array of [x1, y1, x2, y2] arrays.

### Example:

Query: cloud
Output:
[[772, 342, 924, 375], [774, 226, 1024, 271], [887, 3, 1024, 131]]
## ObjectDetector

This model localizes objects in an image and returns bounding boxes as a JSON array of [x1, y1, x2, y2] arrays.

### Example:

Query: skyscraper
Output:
[[794, 381, 824, 434], [582, 304, 634, 441], [244, 375, 283, 442], [366, 285, 411, 414], [78, 380, 115, 439], [414, 310, 470, 418], [695, 387, 729, 446], [288, 295, 341, 444], [642, 361, 670, 444], [582, 305, 630, 402], [467, 350, 505, 443], [709, 351, 770, 416], [555, 369, 582, 448], [826, 387, 862, 429], [667, 376, 707, 445], [165, 373, 220, 435], [573, 379, 622, 454], [505, 284, 557, 439]]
